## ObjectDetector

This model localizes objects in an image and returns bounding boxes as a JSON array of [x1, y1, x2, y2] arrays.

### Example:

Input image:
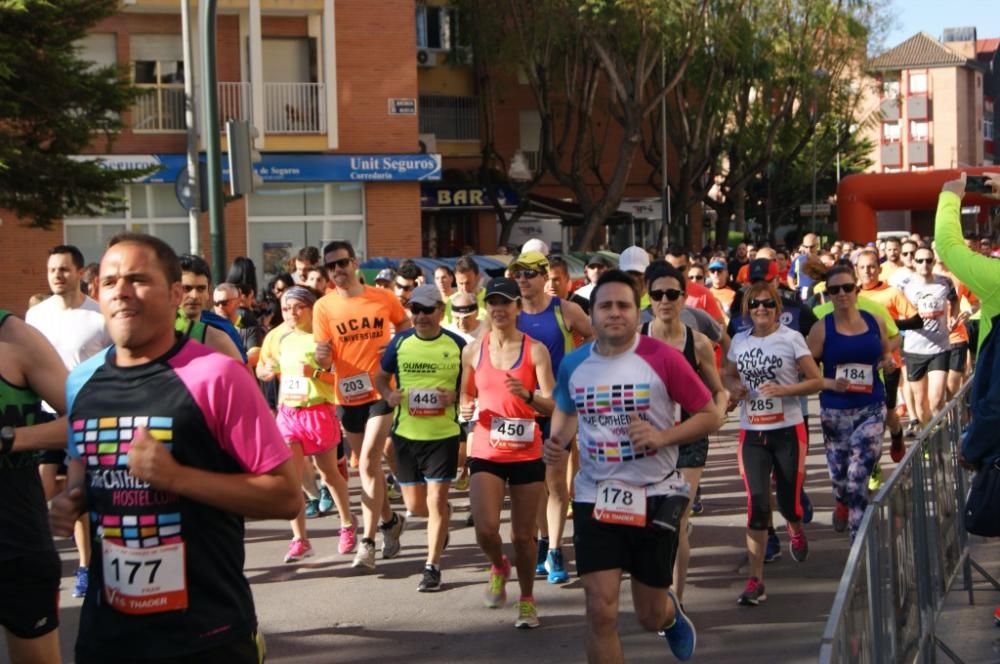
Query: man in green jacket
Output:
[[935, 173, 1000, 353]]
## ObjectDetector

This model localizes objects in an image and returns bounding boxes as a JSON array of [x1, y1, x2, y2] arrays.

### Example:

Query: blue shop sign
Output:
[[82, 153, 442, 183]]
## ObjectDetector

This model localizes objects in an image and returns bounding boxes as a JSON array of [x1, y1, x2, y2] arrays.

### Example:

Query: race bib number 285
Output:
[[746, 395, 783, 425], [101, 540, 188, 615]]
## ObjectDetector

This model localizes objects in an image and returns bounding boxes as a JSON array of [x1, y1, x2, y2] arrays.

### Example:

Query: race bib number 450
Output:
[[746, 395, 784, 425], [593, 480, 647, 527], [102, 540, 188, 615], [489, 417, 535, 450]]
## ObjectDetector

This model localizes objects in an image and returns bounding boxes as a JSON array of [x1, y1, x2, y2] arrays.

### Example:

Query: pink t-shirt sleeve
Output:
[[637, 337, 712, 415], [170, 343, 290, 474]]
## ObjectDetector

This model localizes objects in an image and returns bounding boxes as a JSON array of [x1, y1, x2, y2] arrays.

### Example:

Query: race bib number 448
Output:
[[102, 540, 188, 615], [408, 388, 445, 416]]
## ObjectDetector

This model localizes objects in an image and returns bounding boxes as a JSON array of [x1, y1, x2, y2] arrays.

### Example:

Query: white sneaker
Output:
[[380, 512, 406, 559], [352, 539, 376, 571]]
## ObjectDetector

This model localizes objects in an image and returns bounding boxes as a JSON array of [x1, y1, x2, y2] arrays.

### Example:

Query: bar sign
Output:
[[389, 98, 417, 115]]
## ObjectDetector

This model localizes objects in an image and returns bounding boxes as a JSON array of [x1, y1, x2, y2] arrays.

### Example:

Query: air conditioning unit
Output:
[[417, 49, 438, 67], [418, 133, 438, 154]]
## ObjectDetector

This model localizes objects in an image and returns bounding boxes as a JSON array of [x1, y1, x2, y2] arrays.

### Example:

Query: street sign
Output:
[[174, 166, 198, 211], [800, 203, 832, 217], [388, 98, 417, 115]]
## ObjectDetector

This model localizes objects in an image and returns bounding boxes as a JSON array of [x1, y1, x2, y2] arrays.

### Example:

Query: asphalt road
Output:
[[9, 406, 865, 664]]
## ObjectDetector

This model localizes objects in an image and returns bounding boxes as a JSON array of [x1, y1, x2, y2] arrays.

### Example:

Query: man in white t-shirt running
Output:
[[544, 269, 722, 662], [25, 244, 111, 598]]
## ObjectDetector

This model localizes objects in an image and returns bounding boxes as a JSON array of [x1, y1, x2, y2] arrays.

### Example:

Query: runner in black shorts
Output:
[[337, 400, 393, 435], [0, 308, 72, 664]]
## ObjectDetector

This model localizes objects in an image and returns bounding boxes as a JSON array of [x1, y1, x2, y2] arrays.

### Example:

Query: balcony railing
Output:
[[419, 94, 479, 140], [132, 82, 325, 134]]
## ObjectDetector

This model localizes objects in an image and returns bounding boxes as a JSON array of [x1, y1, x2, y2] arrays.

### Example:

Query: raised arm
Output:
[[935, 175, 1000, 302]]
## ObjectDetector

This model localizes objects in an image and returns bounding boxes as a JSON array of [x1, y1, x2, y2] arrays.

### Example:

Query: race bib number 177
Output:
[[101, 540, 188, 615]]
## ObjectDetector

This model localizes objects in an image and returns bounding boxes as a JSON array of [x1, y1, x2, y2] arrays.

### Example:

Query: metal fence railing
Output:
[[263, 82, 326, 134], [819, 380, 981, 663]]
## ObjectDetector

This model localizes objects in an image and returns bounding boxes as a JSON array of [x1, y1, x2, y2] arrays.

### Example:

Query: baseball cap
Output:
[[484, 277, 520, 301], [408, 284, 443, 308], [748, 258, 778, 282], [510, 251, 549, 271], [375, 268, 395, 284], [586, 254, 612, 268], [708, 259, 726, 270], [521, 238, 550, 256], [619, 246, 651, 273]]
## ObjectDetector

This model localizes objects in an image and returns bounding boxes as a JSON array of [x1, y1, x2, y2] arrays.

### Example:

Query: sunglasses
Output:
[[409, 303, 438, 315], [748, 299, 777, 309], [649, 288, 684, 302], [395, 281, 415, 291], [913, 258, 934, 265], [827, 283, 857, 295], [213, 299, 233, 307], [901, 251, 915, 257], [324, 257, 352, 270], [803, 244, 817, 249], [511, 269, 541, 280]]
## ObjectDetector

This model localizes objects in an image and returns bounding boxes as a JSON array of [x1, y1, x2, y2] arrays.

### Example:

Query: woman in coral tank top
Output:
[[459, 277, 555, 630]]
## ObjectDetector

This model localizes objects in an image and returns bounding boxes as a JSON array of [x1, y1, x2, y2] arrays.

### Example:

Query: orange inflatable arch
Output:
[[837, 167, 999, 242]]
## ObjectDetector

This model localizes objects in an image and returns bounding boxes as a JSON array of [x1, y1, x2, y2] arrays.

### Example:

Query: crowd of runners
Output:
[[1, 173, 997, 663]]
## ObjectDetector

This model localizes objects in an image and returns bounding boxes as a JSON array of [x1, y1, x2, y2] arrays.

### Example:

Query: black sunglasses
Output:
[[409, 303, 438, 315], [748, 299, 777, 309], [901, 251, 915, 257], [649, 288, 684, 302], [511, 269, 541, 280], [213, 299, 233, 307], [395, 281, 415, 291], [827, 283, 857, 295], [913, 258, 933, 265], [325, 257, 352, 270]]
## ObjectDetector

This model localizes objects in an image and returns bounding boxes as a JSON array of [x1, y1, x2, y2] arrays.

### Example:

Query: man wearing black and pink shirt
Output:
[[50, 233, 301, 663]]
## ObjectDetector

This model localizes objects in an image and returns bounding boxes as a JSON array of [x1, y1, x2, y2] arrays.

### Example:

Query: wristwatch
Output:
[[0, 426, 14, 455]]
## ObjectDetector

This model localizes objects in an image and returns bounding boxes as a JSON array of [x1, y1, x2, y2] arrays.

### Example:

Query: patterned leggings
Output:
[[820, 403, 886, 540]]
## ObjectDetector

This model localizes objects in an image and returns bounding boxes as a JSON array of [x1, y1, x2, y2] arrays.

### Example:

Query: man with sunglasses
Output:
[[708, 259, 736, 319], [313, 240, 412, 572], [888, 240, 919, 292], [901, 247, 959, 425], [213, 282, 263, 368], [574, 254, 612, 312], [394, 261, 422, 308], [788, 233, 819, 302], [376, 285, 465, 592], [510, 250, 593, 584]]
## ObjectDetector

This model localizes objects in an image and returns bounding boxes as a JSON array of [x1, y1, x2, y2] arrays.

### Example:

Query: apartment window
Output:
[[908, 71, 928, 95], [76, 33, 117, 70], [520, 110, 541, 170], [882, 78, 900, 100], [131, 35, 184, 131], [986, 120, 994, 141], [416, 5, 455, 51], [909, 121, 929, 142], [883, 122, 901, 142]]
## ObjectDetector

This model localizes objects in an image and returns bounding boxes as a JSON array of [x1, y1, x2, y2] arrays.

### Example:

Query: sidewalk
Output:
[[932, 536, 1000, 664]]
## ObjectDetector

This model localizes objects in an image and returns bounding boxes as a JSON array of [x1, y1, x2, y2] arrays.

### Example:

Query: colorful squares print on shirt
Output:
[[573, 384, 651, 414], [97, 512, 182, 548], [583, 439, 656, 463], [71, 416, 174, 465]]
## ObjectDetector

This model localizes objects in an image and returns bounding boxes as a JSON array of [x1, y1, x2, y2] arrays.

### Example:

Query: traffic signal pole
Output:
[[199, 0, 226, 281]]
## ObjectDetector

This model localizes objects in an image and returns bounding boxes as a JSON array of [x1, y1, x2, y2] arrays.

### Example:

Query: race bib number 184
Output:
[[101, 540, 188, 615]]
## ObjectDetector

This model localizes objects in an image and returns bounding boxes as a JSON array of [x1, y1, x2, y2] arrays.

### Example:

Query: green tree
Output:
[[0, 0, 148, 228]]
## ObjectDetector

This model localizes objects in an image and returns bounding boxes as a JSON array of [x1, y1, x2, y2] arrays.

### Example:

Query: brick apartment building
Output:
[[1, 0, 430, 315]]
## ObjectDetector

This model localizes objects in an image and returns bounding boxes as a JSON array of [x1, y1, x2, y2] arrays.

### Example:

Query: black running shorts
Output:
[[393, 435, 460, 484], [0, 551, 61, 639], [336, 399, 392, 435], [467, 457, 544, 486], [573, 501, 678, 588]]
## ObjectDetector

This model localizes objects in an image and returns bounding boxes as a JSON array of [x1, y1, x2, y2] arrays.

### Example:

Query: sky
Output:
[[883, 0, 1000, 50]]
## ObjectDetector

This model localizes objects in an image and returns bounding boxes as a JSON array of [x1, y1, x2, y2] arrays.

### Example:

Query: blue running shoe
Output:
[[304, 498, 320, 519], [545, 548, 570, 584], [535, 537, 549, 576], [801, 489, 814, 524], [764, 530, 781, 563], [318, 486, 334, 514], [659, 590, 696, 661], [73, 566, 89, 598]]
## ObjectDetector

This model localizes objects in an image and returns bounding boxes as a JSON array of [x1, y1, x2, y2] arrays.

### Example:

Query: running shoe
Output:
[[352, 538, 376, 571], [890, 432, 905, 463], [535, 537, 549, 576], [484, 556, 511, 608], [764, 530, 781, 563], [514, 599, 540, 629], [380, 512, 406, 559], [73, 566, 89, 598], [454, 471, 470, 492], [304, 498, 320, 519], [787, 525, 808, 562], [833, 502, 850, 533], [905, 421, 919, 439], [465, 512, 475, 527], [737, 577, 767, 606], [868, 462, 883, 492], [994, 605, 1000, 627], [418, 566, 442, 593], [338, 516, 357, 555], [659, 590, 696, 660], [690, 486, 704, 515], [318, 486, 334, 514], [801, 489, 814, 524], [545, 548, 570, 584], [386, 474, 401, 501], [284, 537, 313, 563]]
